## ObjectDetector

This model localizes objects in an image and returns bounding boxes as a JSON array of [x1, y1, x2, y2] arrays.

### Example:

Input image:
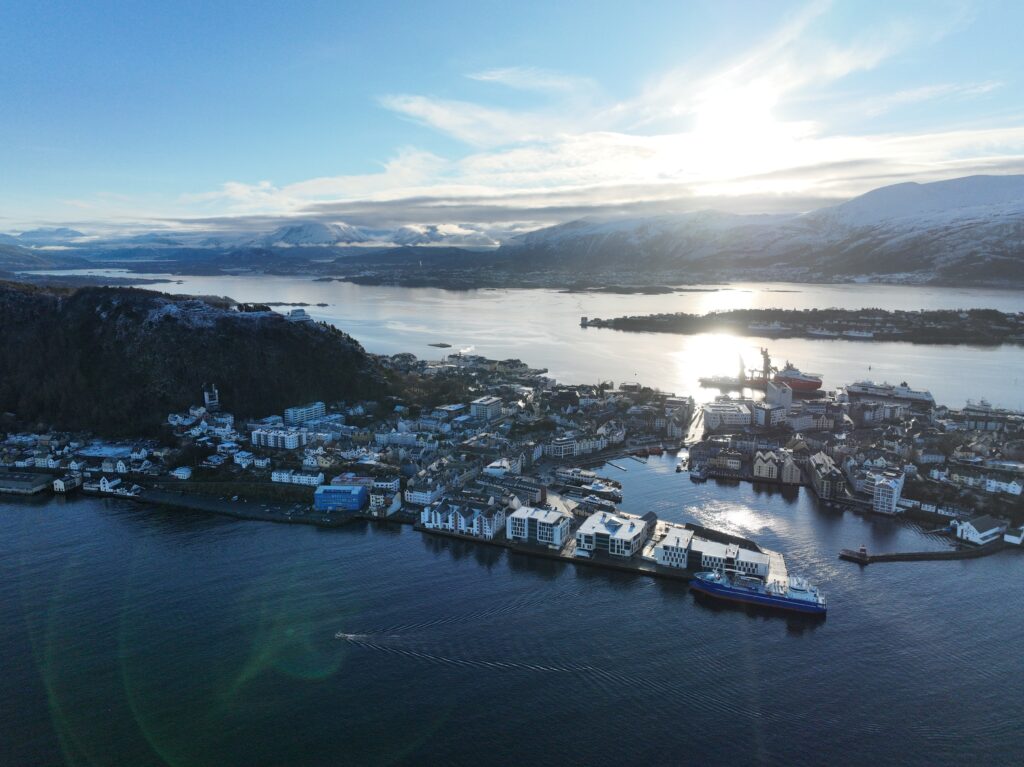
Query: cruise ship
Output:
[[845, 380, 935, 406], [690, 570, 827, 615]]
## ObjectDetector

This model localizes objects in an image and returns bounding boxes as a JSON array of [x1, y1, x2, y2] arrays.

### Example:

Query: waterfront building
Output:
[[421, 493, 509, 539], [652, 525, 694, 569], [690, 540, 770, 577], [53, 475, 81, 493], [98, 476, 121, 494], [871, 468, 905, 515], [753, 450, 781, 480], [809, 452, 847, 500], [284, 401, 326, 426], [470, 396, 503, 421], [575, 511, 650, 558], [171, 467, 193, 480], [506, 506, 572, 549], [709, 450, 743, 472], [780, 454, 803, 484], [313, 485, 369, 513], [955, 515, 1007, 546]]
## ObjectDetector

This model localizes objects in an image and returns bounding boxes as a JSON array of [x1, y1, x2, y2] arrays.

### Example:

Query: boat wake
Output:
[[336, 632, 599, 674]]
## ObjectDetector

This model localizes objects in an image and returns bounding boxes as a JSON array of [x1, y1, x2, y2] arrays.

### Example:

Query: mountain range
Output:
[[3, 175, 1023, 286], [502, 175, 1024, 283]]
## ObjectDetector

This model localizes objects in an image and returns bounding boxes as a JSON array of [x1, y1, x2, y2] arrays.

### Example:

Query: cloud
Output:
[[16, 1, 1024, 239], [467, 66, 596, 94], [862, 81, 1002, 117]]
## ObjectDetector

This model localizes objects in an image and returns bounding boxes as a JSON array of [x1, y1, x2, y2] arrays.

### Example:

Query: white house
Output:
[[955, 516, 1006, 546], [98, 476, 122, 493], [53, 475, 82, 493], [233, 450, 255, 469], [506, 506, 572, 549], [171, 466, 193, 480]]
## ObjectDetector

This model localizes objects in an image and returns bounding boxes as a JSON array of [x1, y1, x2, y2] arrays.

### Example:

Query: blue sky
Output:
[[2, 0, 1023, 235]]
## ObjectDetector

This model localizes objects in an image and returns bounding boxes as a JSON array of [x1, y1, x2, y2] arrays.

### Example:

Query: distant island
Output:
[[581, 308, 1024, 346]]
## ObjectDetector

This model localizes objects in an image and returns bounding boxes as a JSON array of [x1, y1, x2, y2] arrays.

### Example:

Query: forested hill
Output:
[[0, 282, 385, 435]]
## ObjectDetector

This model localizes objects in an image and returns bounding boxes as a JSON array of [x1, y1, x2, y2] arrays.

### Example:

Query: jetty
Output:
[[839, 541, 1006, 565]]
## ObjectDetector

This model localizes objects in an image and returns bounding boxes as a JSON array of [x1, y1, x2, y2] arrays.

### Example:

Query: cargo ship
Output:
[[690, 570, 827, 615], [773, 362, 823, 392]]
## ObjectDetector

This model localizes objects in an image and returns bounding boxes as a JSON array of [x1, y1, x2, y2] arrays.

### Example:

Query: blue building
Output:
[[313, 485, 368, 513]]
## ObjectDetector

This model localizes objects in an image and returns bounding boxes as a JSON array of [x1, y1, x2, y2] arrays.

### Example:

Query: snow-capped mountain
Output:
[[3, 176, 1022, 285], [260, 221, 369, 247], [503, 175, 1024, 283], [1, 227, 86, 246], [392, 224, 499, 248]]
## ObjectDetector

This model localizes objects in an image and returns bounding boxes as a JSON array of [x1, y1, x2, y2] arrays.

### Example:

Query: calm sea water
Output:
[[30, 272, 1024, 408], [3, 456, 1022, 766]]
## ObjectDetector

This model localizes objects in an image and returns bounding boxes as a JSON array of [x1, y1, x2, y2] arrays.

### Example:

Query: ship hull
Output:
[[774, 375, 822, 392], [690, 576, 827, 615]]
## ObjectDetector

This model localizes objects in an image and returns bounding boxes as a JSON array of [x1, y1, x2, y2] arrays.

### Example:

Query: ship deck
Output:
[[764, 548, 788, 588]]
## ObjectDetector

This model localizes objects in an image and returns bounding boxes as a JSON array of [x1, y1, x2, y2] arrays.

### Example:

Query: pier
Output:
[[839, 541, 1007, 565]]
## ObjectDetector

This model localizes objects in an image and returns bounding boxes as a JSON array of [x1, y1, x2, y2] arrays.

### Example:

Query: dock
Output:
[[0, 470, 53, 496]]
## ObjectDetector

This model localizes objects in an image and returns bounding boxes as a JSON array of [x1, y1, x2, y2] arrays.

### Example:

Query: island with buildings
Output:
[[580, 308, 1024, 345], [3, 340, 1023, 599]]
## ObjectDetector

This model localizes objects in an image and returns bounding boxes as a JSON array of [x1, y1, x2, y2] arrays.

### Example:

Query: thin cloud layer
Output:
[[18, 1, 1024, 238]]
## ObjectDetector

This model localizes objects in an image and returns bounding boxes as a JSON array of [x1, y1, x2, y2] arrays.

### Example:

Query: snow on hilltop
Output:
[[805, 175, 1024, 229], [261, 221, 368, 247], [503, 175, 1024, 284]]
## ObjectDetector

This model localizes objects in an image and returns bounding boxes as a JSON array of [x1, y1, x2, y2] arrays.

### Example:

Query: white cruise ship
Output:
[[845, 380, 935, 406]]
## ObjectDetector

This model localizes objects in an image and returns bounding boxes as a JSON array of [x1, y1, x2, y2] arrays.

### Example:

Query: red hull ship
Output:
[[773, 362, 823, 392]]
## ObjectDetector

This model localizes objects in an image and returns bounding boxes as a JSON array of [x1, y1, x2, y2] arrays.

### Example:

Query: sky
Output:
[[2, 0, 1024, 237]]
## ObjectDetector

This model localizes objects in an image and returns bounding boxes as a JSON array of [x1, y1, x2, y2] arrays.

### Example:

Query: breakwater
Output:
[[839, 541, 1007, 565]]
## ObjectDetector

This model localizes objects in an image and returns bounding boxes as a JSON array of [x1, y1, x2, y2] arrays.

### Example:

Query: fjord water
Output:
[[42, 272, 1024, 408], [4, 457, 1023, 766]]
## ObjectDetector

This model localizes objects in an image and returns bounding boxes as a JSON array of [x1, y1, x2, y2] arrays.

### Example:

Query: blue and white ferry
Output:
[[690, 570, 827, 615]]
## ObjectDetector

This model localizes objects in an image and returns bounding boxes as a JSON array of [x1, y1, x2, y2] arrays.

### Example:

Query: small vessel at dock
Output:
[[690, 570, 827, 615]]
